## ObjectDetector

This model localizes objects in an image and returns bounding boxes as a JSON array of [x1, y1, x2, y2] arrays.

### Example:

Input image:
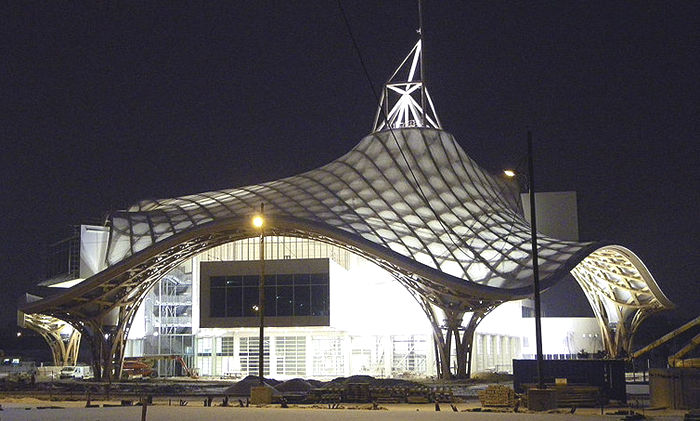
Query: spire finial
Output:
[[372, 1, 442, 132]]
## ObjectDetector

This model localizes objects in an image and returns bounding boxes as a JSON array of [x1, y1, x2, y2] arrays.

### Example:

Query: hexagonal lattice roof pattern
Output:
[[107, 128, 591, 291]]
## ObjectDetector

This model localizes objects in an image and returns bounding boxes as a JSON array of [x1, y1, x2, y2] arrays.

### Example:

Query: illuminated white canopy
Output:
[[20, 41, 672, 375], [107, 128, 588, 294], [95, 126, 671, 359]]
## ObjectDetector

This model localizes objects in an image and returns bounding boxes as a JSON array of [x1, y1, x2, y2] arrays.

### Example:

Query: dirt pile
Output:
[[275, 378, 314, 393], [224, 375, 280, 396], [322, 375, 423, 389]]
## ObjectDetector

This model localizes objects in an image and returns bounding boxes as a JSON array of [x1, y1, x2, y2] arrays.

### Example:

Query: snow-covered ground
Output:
[[0, 399, 686, 421]]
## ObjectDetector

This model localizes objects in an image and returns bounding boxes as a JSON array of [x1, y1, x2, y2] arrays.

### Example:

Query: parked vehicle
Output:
[[121, 359, 157, 379], [59, 365, 94, 380], [121, 355, 197, 379], [0, 358, 38, 383]]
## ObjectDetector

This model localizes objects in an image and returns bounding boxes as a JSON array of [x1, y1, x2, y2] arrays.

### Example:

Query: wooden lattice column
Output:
[[443, 308, 493, 379], [408, 290, 495, 379], [20, 313, 82, 366]]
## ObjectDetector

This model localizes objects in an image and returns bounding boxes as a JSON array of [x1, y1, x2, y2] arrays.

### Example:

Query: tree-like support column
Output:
[[411, 293, 496, 379], [80, 304, 140, 381], [446, 309, 490, 379], [19, 312, 81, 366]]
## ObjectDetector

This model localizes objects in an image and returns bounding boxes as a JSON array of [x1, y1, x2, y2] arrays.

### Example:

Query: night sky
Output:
[[2, 2, 698, 325]]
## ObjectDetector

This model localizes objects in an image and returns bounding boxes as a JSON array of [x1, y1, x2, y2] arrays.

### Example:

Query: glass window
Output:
[[225, 287, 242, 317], [207, 268, 329, 323], [210, 289, 225, 317], [311, 285, 329, 316], [312, 336, 344, 376], [242, 287, 258, 317], [309, 273, 327, 285], [276, 286, 293, 316], [294, 284, 311, 316], [197, 337, 213, 356], [264, 286, 276, 317], [276, 274, 293, 286], [239, 336, 269, 376], [225, 276, 242, 287], [242, 275, 258, 287], [217, 337, 235, 356], [293, 273, 310, 285], [276, 336, 306, 376], [211, 276, 227, 288]]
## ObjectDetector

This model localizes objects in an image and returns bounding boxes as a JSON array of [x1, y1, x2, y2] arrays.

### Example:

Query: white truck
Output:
[[59, 365, 94, 380]]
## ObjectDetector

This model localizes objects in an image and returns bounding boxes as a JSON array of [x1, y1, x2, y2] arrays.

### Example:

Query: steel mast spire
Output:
[[372, 0, 442, 132]]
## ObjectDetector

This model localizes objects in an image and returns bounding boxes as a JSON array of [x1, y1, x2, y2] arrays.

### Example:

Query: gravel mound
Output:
[[322, 375, 423, 389], [224, 375, 280, 396], [306, 379, 325, 388], [275, 378, 313, 392]]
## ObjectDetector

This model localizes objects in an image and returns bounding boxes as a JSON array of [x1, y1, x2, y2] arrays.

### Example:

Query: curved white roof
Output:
[[108, 128, 590, 292], [22, 127, 672, 361]]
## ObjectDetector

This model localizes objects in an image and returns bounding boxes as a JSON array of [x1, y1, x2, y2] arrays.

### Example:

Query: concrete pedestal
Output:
[[527, 388, 557, 411], [250, 386, 273, 405]]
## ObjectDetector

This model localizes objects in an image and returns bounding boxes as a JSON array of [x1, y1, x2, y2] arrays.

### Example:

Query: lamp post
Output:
[[526, 131, 545, 391], [505, 131, 545, 390], [252, 204, 265, 386]]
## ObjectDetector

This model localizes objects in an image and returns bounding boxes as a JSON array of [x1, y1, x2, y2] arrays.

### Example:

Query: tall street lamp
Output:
[[526, 131, 545, 391], [505, 131, 545, 391], [252, 204, 265, 386]]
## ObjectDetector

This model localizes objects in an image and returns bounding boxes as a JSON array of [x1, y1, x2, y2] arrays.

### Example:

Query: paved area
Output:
[[0, 401, 688, 421]]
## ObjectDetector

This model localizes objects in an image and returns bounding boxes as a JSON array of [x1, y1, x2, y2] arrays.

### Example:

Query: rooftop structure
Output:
[[19, 41, 672, 380]]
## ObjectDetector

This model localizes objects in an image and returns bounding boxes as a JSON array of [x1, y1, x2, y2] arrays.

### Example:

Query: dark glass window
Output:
[[242, 275, 258, 287], [276, 286, 294, 315], [208, 270, 329, 319], [211, 276, 227, 288], [226, 287, 242, 317], [210, 289, 226, 317], [264, 285, 276, 317], [309, 273, 327, 285], [294, 273, 310, 285], [294, 284, 311, 316], [242, 287, 258, 317], [276, 274, 293, 285], [225, 276, 242, 287], [311, 285, 329, 316]]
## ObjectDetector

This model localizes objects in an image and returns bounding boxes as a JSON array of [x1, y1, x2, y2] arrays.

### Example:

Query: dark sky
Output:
[[2, 2, 698, 324]]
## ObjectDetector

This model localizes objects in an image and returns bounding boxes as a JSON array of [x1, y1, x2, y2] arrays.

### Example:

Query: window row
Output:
[[211, 273, 328, 288], [209, 273, 329, 318]]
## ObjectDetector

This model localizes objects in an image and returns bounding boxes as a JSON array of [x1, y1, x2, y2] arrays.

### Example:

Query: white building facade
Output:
[[121, 230, 602, 379]]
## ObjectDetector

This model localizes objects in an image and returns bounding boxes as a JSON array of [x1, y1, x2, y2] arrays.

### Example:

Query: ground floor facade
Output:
[[125, 328, 526, 380], [119, 236, 601, 379]]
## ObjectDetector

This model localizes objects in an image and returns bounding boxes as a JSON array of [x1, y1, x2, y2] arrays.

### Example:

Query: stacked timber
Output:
[[433, 386, 454, 403], [553, 385, 600, 407], [406, 386, 431, 403], [370, 386, 402, 403], [478, 385, 516, 407], [521, 384, 601, 407]]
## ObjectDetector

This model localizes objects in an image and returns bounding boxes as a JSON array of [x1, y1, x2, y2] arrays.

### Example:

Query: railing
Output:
[[154, 316, 192, 326], [154, 295, 192, 305]]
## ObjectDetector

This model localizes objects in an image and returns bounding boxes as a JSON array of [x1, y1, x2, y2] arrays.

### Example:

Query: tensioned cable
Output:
[[337, 0, 507, 281]]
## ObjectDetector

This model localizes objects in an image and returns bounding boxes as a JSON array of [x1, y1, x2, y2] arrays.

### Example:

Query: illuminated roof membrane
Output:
[[108, 128, 590, 291]]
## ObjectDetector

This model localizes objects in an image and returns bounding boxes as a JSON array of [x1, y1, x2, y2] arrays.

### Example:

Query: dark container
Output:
[[512, 359, 626, 403]]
